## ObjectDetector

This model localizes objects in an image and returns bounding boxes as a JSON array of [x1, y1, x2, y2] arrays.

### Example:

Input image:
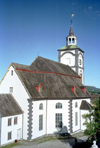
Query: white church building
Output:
[[0, 22, 91, 145]]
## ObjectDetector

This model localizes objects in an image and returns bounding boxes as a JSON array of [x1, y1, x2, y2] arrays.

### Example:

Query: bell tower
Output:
[[58, 14, 84, 84]]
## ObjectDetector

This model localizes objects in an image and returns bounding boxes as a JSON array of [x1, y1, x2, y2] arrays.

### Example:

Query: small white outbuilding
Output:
[[0, 94, 23, 146]]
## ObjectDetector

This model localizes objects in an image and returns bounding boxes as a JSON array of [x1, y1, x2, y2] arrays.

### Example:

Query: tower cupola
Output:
[[66, 14, 77, 46]]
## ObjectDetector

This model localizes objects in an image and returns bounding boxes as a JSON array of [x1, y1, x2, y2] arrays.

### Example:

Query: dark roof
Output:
[[0, 94, 23, 117], [58, 45, 84, 53], [11, 56, 90, 99], [80, 100, 91, 110]]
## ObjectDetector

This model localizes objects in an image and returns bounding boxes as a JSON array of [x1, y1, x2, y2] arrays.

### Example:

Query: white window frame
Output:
[[8, 131, 12, 140], [75, 112, 78, 126], [8, 118, 12, 126], [55, 113, 62, 128], [56, 103, 62, 109], [39, 103, 43, 110], [11, 70, 13, 76], [39, 115, 43, 131], [9, 87, 13, 93], [14, 117, 18, 125]]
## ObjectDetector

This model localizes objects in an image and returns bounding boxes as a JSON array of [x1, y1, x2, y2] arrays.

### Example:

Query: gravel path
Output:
[[13, 135, 88, 148]]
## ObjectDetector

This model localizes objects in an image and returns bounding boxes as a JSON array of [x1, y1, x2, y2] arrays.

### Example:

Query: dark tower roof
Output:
[[69, 25, 74, 36]]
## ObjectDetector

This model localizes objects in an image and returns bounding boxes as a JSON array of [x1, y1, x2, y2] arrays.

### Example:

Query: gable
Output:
[[80, 100, 91, 110]]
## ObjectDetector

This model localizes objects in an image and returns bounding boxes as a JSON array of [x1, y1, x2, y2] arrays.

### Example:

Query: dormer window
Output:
[[39, 86, 42, 93], [35, 84, 42, 93], [70, 85, 76, 94], [80, 86, 86, 94]]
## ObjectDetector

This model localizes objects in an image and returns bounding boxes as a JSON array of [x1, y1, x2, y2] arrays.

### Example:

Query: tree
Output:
[[83, 97, 100, 136]]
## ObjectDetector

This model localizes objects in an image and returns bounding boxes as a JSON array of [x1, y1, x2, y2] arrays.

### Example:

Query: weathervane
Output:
[[71, 12, 74, 25]]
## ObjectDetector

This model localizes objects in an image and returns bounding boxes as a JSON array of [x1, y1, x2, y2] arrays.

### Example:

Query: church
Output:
[[0, 20, 91, 145]]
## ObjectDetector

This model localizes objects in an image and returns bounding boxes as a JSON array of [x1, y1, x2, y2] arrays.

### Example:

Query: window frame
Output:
[[75, 112, 78, 126], [14, 117, 18, 125], [39, 86, 42, 93], [8, 131, 12, 140], [39, 115, 43, 131], [8, 118, 12, 126], [55, 113, 62, 128], [75, 102, 78, 108], [9, 87, 13, 93], [11, 70, 13, 76], [39, 103, 43, 110], [72, 38, 75, 43], [56, 103, 62, 109]]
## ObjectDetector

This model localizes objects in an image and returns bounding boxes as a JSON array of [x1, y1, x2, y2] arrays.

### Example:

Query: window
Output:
[[9, 87, 13, 93], [56, 103, 62, 109], [39, 103, 43, 110], [69, 38, 71, 43], [11, 70, 13, 76], [75, 102, 78, 108], [72, 38, 75, 43], [55, 113, 62, 128], [39, 86, 42, 92], [39, 115, 43, 130], [14, 117, 18, 125], [79, 59, 82, 65], [8, 118, 12, 126], [8, 132, 12, 140], [75, 112, 78, 126]]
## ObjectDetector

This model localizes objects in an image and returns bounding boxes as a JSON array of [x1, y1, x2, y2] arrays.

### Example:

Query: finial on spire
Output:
[[71, 12, 74, 25]]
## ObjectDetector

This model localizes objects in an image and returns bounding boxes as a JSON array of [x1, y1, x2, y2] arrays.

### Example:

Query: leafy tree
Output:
[[83, 97, 100, 136]]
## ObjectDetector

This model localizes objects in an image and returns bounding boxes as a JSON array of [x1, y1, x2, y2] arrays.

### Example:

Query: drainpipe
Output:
[[46, 99, 48, 135], [80, 109, 81, 131], [22, 113, 24, 140]]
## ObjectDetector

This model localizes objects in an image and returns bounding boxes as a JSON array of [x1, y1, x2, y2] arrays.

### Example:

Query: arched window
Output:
[[75, 102, 78, 108], [69, 38, 71, 44], [39, 103, 43, 110], [72, 38, 75, 43], [56, 103, 62, 109]]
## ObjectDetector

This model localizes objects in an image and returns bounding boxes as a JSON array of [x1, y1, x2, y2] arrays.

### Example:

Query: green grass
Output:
[[1, 142, 20, 148], [31, 136, 58, 144]]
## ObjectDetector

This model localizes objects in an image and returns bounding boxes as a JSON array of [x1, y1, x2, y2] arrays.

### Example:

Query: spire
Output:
[[69, 25, 74, 36], [66, 13, 77, 46], [69, 13, 74, 36]]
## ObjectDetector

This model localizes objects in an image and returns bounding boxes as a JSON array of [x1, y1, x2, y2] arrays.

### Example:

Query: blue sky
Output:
[[0, 0, 100, 88]]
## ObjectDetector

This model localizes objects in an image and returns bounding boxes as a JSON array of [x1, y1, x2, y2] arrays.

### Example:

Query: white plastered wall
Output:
[[0, 66, 29, 140], [32, 100, 46, 139], [1, 114, 22, 146], [47, 100, 69, 134]]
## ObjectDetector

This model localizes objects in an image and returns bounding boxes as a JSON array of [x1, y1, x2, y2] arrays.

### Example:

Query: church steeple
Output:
[[66, 14, 77, 46], [58, 14, 84, 84], [69, 25, 74, 36]]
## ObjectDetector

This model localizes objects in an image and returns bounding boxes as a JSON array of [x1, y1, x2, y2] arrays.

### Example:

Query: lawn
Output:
[[1, 142, 20, 148]]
